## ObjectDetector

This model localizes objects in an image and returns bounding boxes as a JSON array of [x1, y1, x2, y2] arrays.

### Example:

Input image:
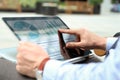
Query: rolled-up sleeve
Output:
[[43, 37, 120, 80], [106, 37, 118, 51]]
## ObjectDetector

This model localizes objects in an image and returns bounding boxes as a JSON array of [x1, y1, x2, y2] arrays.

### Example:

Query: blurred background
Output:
[[0, 0, 120, 45], [0, 0, 120, 59], [0, 0, 120, 15]]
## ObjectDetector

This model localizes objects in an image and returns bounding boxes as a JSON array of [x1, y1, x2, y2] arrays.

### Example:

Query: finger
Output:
[[19, 41, 34, 47], [16, 64, 36, 78], [16, 65, 31, 75], [66, 42, 83, 48], [18, 42, 27, 52], [58, 29, 77, 35], [17, 51, 36, 63], [18, 42, 34, 52], [19, 41, 28, 46], [18, 45, 28, 52], [16, 65, 26, 74], [16, 54, 35, 69]]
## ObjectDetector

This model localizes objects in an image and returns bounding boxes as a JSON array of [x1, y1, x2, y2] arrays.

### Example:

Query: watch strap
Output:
[[38, 58, 50, 71]]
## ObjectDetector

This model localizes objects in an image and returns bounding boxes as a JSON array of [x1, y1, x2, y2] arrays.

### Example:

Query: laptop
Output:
[[0, 16, 80, 62], [0, 16, 100, 63]]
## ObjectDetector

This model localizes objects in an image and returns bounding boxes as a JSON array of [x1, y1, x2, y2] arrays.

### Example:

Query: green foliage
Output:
[[36, 0, 60, 3], [88, 0, 103, 5], [19, 0, 37, 8], [19, 0, 60, 8], [112, 0, 118, 4]]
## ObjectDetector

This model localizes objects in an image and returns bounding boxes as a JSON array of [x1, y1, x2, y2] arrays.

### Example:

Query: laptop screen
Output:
[[2, 16, 75, 60]]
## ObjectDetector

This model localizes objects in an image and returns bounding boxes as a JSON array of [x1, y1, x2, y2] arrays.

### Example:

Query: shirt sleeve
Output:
[[43, 38, 120, 80], [106, 37, 118, 51]]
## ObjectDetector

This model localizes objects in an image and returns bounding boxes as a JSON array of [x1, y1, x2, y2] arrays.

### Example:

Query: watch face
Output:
[[36, 69, 43, 80]]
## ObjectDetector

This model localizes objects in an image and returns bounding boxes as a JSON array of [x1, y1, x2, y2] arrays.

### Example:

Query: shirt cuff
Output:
[[42, 60, 64, 80], [106, 37, 118, 51]]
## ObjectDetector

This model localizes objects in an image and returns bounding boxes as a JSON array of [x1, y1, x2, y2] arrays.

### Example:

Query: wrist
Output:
[[99, 37, 107, 50], [95, 37, 107, 50]]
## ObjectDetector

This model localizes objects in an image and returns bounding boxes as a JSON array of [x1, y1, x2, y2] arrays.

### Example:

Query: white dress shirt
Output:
[[43, 37, 120, 80]]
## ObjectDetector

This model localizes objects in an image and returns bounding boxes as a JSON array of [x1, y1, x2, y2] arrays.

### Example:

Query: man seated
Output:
[[16, 28, 120, 80]]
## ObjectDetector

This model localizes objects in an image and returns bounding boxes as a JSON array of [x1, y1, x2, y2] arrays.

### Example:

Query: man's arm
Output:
[[16, 28, 119, 80], [16, 28, 107, 78], [43, 37, 120, 80]]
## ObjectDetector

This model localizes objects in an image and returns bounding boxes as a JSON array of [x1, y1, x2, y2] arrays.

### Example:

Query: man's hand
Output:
[[59, 28, 107, 55], [16, 42, 49, 78]]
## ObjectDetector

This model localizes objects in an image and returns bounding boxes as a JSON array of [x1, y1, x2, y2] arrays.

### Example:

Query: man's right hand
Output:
[[59, 28, 107, 56]]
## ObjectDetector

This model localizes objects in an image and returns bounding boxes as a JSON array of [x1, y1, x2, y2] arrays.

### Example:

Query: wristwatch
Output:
[[35, 69, 43, 80]]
